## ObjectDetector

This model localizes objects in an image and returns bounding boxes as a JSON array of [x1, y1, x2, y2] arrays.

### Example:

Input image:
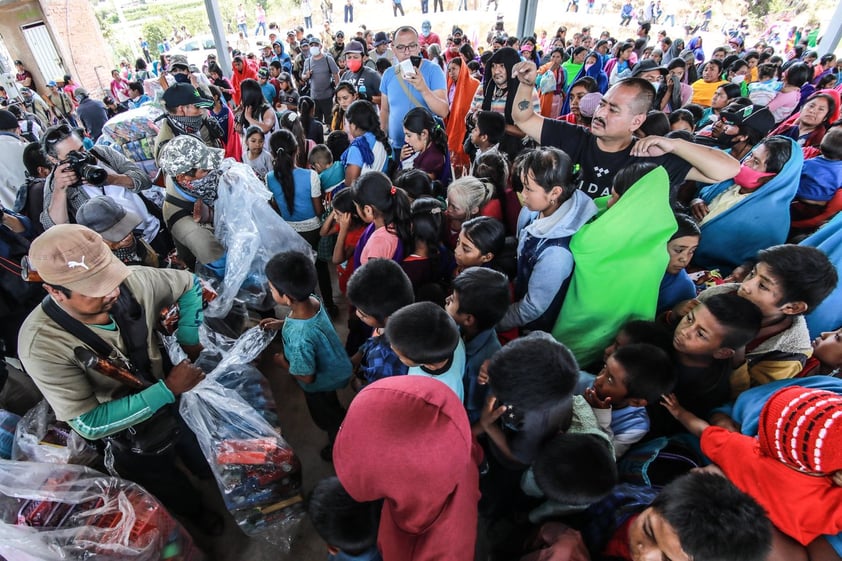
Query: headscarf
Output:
[[446, 60, 480, 170], [482, 47, 521, 125]]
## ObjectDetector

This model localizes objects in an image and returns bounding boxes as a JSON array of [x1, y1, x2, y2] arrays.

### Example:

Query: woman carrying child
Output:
[[267, 129, 337, 315], [341, 100, 391, 186]]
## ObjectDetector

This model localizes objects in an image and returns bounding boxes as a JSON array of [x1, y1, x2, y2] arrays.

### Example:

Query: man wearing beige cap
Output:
[[17, 224, 223, 534]]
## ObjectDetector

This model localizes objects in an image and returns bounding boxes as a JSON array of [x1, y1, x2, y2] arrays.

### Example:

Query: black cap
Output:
[[162, 83, 214, 109], [630, 58, 667, 77]]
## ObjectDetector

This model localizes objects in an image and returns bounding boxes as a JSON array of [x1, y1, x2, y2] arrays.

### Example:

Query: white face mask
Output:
[[311, 47, 322, 56], [731, 74, 746, 84]]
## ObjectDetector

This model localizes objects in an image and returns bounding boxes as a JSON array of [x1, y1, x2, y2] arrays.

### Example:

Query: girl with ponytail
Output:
[[350, 171, 413, 267], [267, 129, 337, 313]]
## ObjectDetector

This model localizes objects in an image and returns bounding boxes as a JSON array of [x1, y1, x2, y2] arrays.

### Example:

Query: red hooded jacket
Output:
[[230, 56, 258, 106], [334, 376, 482, 561]]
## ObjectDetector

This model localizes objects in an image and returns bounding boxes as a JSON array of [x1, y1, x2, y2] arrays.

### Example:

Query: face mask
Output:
[[183, 168, 223, 206], [731, 74, 746, 84], [454, 37, 463, 45], [733, 164, 775, 190], [171, 114, 205, 134], [113, 236, 143, 265], [311, 47, 322, 56], [421, 28, 431, 37], [346, 58, 362, 72], [173, 73, 191, 84]]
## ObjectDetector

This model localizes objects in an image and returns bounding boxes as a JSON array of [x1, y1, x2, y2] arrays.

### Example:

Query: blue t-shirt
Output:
[[798, 156, 842, 202], [357, 334, 408, 384], [408, 338, 466, 402], [381, 60, 446, 148], [657, 269, 696, 314], [260, 82, 277, 105], [266, 167, 321, 222], [463, 328, 501, 424], [282, 297, 353, 393]]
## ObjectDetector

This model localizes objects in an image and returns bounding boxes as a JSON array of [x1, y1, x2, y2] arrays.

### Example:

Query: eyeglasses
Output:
[[394, 43, 419, 53]]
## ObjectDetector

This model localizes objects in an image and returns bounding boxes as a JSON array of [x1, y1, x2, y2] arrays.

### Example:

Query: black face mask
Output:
[[454, 37, 463, 45], [173, 73, 191, 84]]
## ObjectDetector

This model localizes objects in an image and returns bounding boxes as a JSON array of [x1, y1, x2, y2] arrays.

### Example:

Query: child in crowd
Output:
[[342, 100, 391, 185], [747, 63, 782, 106], [800, 326, 842, 376], [321, 188, 365, 294], [657, 214, 700, 314], [662, 385, 842, 546], [393, 169, 434, 202], [472, 151, 515, 233], [326, 130, 351, 162], [649, 292, 763, 437], [445, 176, 499, 247], [309, 144, 345, 198], [350, 171, 412, 265], [475, 332, 579, 467], [605, 162, 658, 210], [498, 147, 597, 332], [308, 476, 382, 561], [469, 110, 506, 174], [453, 216, 508, 276], [446, 267, 510, 423], [400, 198, 452, 305], [583, 343, 675, 457], [347, 259, 415, 388], [601, 319, 674, 366], [400, 107, 450, 187], [268, 129, 336, 316], [792, 127, 842, 222], [261, 251, 352, 461], [694, 244, 838, 392], [386, 301, 466, 401], [243, 126, 273, 181]]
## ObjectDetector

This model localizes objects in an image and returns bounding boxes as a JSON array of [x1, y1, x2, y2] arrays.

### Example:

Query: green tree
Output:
[[142, 21, 167, 50]]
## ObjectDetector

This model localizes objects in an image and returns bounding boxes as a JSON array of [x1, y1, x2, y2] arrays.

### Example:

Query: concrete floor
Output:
[[186, 284, 356, 561]]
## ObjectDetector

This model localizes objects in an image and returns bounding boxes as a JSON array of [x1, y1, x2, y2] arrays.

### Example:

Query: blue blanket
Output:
[[693, 136, 802, 274], [801, 211, 842, 338]]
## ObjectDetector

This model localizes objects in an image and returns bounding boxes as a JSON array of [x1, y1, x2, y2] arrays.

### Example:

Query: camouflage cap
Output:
[[159, 135, 224, 177], [169, 54, 190, 69]]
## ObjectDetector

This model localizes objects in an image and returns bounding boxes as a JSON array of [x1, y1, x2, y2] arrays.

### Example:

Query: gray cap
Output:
[[74, 87, 89, 101], [159, 135, 224, 177], [75, 196, 143, 243], [169, 54, 190, 69]]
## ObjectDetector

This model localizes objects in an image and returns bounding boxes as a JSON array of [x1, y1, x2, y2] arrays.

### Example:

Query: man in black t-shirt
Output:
[[340, 40, 382, 105], [510, 62, 741, 199]]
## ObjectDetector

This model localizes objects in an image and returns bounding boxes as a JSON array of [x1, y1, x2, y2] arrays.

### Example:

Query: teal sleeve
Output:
[[67, 380, 175, 440], [175, 276, 204, 346]]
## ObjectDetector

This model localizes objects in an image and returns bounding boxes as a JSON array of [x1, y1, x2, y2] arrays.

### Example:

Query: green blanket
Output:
[[551, 166, 677, 367]]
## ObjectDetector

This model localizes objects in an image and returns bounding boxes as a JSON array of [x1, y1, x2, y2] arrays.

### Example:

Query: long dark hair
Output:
[[410, 197, 444, 258], [240, 79, 270, 122], [351, 171, 413, 249], [298, 96, 317, 139], [345, 99, 391, 154], [331, 81, 357, 131], [279, 111, 309, 168], [403, 107, 448, 158], [268, 129, 298, 211]]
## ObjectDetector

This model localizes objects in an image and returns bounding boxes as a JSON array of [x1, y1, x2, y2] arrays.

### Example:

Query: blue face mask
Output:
[[421, 27, 431, 37]]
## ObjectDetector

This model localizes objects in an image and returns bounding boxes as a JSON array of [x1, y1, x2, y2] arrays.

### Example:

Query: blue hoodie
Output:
[[499, 190, 597, 331]]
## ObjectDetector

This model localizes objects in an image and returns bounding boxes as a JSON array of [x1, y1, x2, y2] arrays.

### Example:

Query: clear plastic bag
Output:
[[163, 328, 303, 542], [95, 105, 165, 181], [0, 459, 205, 560], [0, 410, 20, 460], [205, 160, 314, 317], [12, 400, 101, 467]]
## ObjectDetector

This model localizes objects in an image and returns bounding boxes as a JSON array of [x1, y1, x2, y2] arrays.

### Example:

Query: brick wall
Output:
[[0, 0, 113, 98]]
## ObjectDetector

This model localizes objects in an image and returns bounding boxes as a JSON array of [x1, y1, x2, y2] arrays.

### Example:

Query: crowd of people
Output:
[[2, 7, 842, 561]]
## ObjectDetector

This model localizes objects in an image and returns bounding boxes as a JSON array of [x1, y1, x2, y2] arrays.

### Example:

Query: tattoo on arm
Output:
[[518, 99, 530, 111]]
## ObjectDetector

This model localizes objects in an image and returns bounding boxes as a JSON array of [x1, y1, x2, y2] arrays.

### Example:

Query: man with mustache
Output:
[[511, 61, 741, 200]]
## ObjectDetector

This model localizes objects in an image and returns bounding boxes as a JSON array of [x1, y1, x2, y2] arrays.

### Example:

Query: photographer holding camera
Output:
[[39, 123, 171, 255]]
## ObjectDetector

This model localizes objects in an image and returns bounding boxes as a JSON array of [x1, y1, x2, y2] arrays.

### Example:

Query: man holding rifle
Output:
[[17, 223, 223, 535]]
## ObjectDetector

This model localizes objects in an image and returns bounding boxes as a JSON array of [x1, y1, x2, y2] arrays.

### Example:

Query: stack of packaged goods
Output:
[[12, 400, 101, 467], [0, 460, 204, 560], [95, 106, 165, 186]]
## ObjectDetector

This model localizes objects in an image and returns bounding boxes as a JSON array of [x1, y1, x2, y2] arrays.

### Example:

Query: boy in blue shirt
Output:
[[261, 251, 352, 462], [309, 144, 345, 198], [445, 267, 510, 423], [386, 301, 466, 402], [347, 259, 415, 389]]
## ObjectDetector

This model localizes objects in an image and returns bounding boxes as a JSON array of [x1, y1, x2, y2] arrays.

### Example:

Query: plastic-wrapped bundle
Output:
[[95, 105, 165, 182], [164, 327, 304, 541], [0, 410, 20, 460], [204, 160, 313, 317], [12, 400, 100, 467], [0, 460, 205, 560]]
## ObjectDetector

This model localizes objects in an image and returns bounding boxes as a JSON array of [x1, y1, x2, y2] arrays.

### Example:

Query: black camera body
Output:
[[63, 150, 108, 186]]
